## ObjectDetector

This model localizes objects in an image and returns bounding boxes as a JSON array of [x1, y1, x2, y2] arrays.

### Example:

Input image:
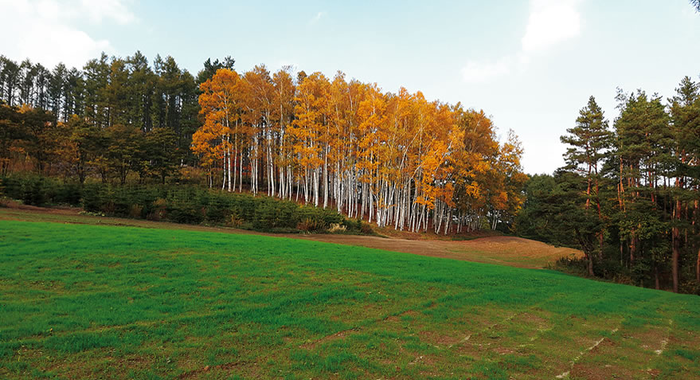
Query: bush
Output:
[[129, 204, 144, 218], [0, 175, 363, 234], [53, 183, 82, 205], [328, 223, 347, 233], [360, 222, 374, 235], [148, 198, 168, 221], [297, 218, 322, 232]]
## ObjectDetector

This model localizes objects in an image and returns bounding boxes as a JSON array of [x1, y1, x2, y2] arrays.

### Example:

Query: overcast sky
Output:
[[1, 0, 699, 174]]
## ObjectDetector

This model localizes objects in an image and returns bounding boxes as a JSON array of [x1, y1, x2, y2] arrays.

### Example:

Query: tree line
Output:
[[0, 52, 526, 234], [193, 68, 527, 234], [0, 53, 235, 184], [517, 77, 700, 294]]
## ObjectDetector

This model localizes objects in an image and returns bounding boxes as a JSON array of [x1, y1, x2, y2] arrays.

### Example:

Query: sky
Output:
[[1, 0, 699, 174]]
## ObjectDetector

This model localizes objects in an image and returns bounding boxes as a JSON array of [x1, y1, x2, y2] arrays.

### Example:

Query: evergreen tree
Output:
[[559, 96, 613, 272], [126, 51, 156, 132], [83, 53, 110, 127], [61, 115, 106, 184], [1, 58, 20, 106], [670, 76, 700, 287], [106, 124, 142, 184], [145, 127, 179, 184], [196, 56, 235, 84]]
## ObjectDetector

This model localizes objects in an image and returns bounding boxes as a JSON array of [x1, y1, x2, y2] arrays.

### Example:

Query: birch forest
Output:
[[192, 68, 527, 233]]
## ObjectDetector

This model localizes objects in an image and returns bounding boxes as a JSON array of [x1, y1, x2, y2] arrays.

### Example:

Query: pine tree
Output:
[[560, 96, 613, 274]]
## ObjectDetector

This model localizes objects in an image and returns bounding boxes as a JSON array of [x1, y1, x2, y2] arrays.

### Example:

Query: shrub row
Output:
[[0, 175, 369, 234]]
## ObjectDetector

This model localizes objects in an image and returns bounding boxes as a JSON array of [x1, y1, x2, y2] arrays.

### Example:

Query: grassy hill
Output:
[[0, 207, 582, 270], [1, 220, 698, 379]]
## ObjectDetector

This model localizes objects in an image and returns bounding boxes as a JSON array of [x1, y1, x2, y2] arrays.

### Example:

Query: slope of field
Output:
[[1, 220, 699, 379], [0, 207, 581, 269]]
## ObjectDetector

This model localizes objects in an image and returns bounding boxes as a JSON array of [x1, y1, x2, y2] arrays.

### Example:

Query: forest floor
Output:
[[1, 219, 699, 379], [0, 205, 581, 270]]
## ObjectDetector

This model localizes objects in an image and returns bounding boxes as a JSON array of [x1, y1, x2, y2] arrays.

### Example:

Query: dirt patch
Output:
[[300, 328, 359, 350], [383, 310, 420, 323], [588, 336, 615, 353], [458, 342, 488, 360], [494, 347, 516, 355], [0, 199, 81, 215], [628, 327, 669, 355], [647, 368, 661, 377], [118, 355, 152, 371], [568, 363, 615, 380], [288, 234, 580, 269], [419, 330, 464, 347], [178, 360, 252, 379], [40, 351, 154, 378], [569, 361, 645, 380], [409, 354, 437, 366], [519, 312, 550, 327]]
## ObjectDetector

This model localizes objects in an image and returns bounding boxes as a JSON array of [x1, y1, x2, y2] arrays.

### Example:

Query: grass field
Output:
[[0, 207, 581, 270], [1, 220, 699, 379]]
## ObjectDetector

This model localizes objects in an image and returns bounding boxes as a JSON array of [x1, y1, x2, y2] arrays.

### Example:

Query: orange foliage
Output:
[[192, 67, 527, 232]]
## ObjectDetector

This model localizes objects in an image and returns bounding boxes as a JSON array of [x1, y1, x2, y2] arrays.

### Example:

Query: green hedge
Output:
[[0, 175, 365, 234]]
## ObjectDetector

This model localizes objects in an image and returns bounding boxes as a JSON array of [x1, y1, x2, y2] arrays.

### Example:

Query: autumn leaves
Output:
[[193, 67, 526, 233]]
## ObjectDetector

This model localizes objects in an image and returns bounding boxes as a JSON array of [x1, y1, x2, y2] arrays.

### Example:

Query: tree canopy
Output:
[[0, 52, 526, 236], [518, 77, 700, 294]]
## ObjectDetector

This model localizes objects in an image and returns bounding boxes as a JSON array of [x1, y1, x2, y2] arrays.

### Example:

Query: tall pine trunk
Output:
[[672, 198, 681, 293]]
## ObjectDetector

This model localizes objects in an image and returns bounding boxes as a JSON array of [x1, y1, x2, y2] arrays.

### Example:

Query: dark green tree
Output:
[[83, 53, 110, 127], [106, 124, 142, 184], [1, 57, 20, 106], [514, 174, 557, 242], [63, 68, 84, 121], [0, 104, 25, 175], [178, 70, 200, 163], [560, 96, 613, 269], [670, 76, 700, 288], [561, 96, 612, 207], [62, 115, 106, 184], [532, 170, 603, 276], [20, 106, 55, 173], [144, 127, 179, 184], [196, 56, 235, 84], [615, 90, 675, 289], [106, 57, 131, 127], [33, 63, 51, 110], [126, 51, 156, 132], [18, 59, 37, 106], [48, 63, 66, 120]]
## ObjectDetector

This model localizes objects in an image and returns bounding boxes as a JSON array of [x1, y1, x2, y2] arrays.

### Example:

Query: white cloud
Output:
[[81, 0, 136, 24], [461, 0, 583, 83], [0, 0, 135, 69], [521, 0, 582, 53], [309, 11, 326, 25], [18, 21, 111, 69]]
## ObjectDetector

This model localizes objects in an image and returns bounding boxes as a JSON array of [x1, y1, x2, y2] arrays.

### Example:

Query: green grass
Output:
[[1, 220, 699, 379]]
